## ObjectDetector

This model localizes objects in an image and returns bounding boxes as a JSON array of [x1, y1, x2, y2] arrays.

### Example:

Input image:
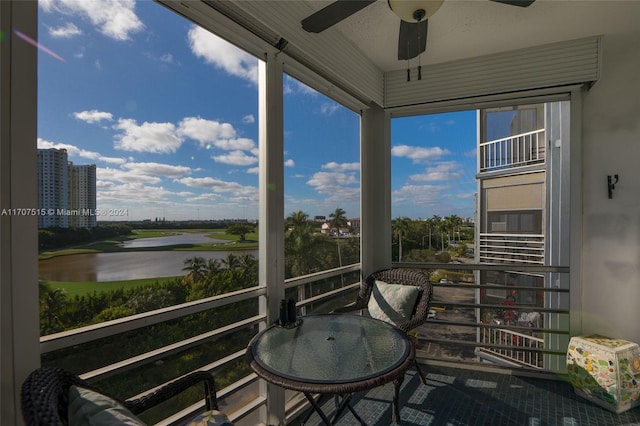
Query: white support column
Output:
[[258, 54, 286, 425], [0, 1, 41, 424], [360, 104, 392, 277]]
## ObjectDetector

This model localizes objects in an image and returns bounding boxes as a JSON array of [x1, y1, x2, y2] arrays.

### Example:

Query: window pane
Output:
[[38, 1, 260, 335], [282, 75, 361, 319], [391, 111, 477, 263]]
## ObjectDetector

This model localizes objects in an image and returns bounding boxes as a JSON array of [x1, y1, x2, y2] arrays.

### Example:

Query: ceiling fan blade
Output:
[[489, 0, 536, 7], [301, 0, 376, 33], [398, 20, 428, 61]]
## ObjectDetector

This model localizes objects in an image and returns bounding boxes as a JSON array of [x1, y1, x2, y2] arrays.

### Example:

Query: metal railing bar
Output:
[[41, 286, 266, 353], [124, 349, 248, 401], [296, 282, 360, 308], [423, 319, 569, 335], [430, 283, 569, 292], [427, 302, 568, 314], [81, 315, 263, 382], [421, 337, 566, 356], [284, 263, 360, 289], [392, 262, 569, 273], [478, 129, 544, 147]]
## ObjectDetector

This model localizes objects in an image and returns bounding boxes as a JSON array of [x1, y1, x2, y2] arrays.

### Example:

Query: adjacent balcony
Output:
[[479, 129, 546, 172], [478, 233, 545, 264]]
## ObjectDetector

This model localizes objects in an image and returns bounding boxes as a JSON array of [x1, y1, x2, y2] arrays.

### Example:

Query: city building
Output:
[[37, 149, 96, 229], [68, 163, 97, 228], [37, 148, 69, 228]]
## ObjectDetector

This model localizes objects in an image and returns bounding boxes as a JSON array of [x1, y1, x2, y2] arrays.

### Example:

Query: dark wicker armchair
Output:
[[21, 367, 224, 425], [333, 268, 432, 384]]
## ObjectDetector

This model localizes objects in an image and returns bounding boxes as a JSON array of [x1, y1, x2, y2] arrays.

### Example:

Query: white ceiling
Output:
[[264, 0, 640, 73]]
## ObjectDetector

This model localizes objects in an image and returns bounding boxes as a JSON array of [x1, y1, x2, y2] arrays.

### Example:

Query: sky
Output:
[[35, 0, 477, 222]]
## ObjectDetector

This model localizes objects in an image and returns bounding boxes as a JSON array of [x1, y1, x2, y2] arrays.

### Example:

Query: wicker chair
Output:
[[333, 268, 432, 384], [21, 367, 225, 425]]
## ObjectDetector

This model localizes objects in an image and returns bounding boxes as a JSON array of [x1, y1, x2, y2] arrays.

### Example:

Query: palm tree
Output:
[[285, 211, 316, 277], [41, 287, 68, 333], [238, 254, 257, 270], [182, 256, 206, 283], [221, 253, 241, 270], [429, 215, 446, 249], [204, 258, 222, 278], [392, 217, 412, 262], [329, 208, 348, 268]]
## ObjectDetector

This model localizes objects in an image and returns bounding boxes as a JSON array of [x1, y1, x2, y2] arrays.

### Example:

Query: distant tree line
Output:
[[285, 208, 359, 279], [119, 219, 255, 230], [38, 224, 133, 250], [392, 214, 474, 262]]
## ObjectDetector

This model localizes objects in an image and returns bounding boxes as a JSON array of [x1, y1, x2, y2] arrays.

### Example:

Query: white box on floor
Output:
[[567, 335, 640, 413]]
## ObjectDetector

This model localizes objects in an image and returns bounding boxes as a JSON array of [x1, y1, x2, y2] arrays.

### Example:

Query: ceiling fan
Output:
[[301, 0, 536, 61]]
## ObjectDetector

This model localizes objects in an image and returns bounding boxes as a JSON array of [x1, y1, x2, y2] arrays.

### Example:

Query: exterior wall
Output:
[[581, 33, 640, 344]]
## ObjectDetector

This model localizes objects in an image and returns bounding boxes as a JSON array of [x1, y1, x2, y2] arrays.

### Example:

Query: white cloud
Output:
[[393, 184, 442, 206], [37, 137, 125, 164], [97, 182, 172, 203], [177, 117, 256, 152], [74, 109, 113, 124], [391, 144, 450, 163], [284, 75, 318, 96], [98, 167, 162, 184], [177, 177, 256, 196], [242, 114, 255, 124], [212, 150, 258, 166], [40, 0, 143, 41], [307, 171, 358, 195], [123, 162, 192, 178], [409, 162, 461, 182], [322, 162, 359, 172], [284, 159, 295, 167], [49, 22, 82, 38], [247, 167, 259, 174], [187, 26, 258, 84], [160, 53, 175, 63], [320, 102, 339, 116], [114, 118, 182, 154]]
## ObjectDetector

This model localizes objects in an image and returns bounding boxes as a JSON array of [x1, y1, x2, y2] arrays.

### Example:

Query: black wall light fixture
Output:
[[607, 174, 619, 199]]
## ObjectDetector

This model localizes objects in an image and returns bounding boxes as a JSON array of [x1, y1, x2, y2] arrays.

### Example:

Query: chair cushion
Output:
[[68, 385, 146, 425], [186, 410, 235, 425], [367, 280, 419, 326]]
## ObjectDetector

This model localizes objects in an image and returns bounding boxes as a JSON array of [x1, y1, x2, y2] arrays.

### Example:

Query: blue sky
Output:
[[36, 0, 476, 222]]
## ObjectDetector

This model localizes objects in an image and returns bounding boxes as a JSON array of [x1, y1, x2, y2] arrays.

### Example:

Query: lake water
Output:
[[38, 232, 257, 282], [119, 232, 227, 248]]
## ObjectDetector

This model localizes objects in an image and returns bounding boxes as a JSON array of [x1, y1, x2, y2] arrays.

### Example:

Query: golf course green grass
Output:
[[39, 228, 258, 297]]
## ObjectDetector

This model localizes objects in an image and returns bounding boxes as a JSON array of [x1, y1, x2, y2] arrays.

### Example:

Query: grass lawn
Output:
[[49, 276, 180, 298]]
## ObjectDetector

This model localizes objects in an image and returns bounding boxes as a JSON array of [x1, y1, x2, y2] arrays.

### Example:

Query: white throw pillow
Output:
[[68, 385, 146, 426], [367, 280, 419, 326]]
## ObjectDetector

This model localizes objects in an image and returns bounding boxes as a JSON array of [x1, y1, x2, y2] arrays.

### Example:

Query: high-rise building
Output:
[[68, 163, 97, 228], [37, 148, 69, 228], [37, 149, 97, 228]]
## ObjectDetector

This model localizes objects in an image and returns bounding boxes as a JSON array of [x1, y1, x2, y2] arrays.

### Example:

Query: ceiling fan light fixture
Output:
[[388, 0, 444, 22]]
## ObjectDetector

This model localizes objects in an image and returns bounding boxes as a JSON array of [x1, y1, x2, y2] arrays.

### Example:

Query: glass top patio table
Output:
[[246, 314, 413, 394]]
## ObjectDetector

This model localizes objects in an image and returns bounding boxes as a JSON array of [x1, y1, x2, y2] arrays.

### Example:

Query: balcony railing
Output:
[[40, 262, 569, 425], [39, 264, 361, 425], [476, 327, 545, 369], [479, 233, 544, 264], [480, 129, 546, 172]]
